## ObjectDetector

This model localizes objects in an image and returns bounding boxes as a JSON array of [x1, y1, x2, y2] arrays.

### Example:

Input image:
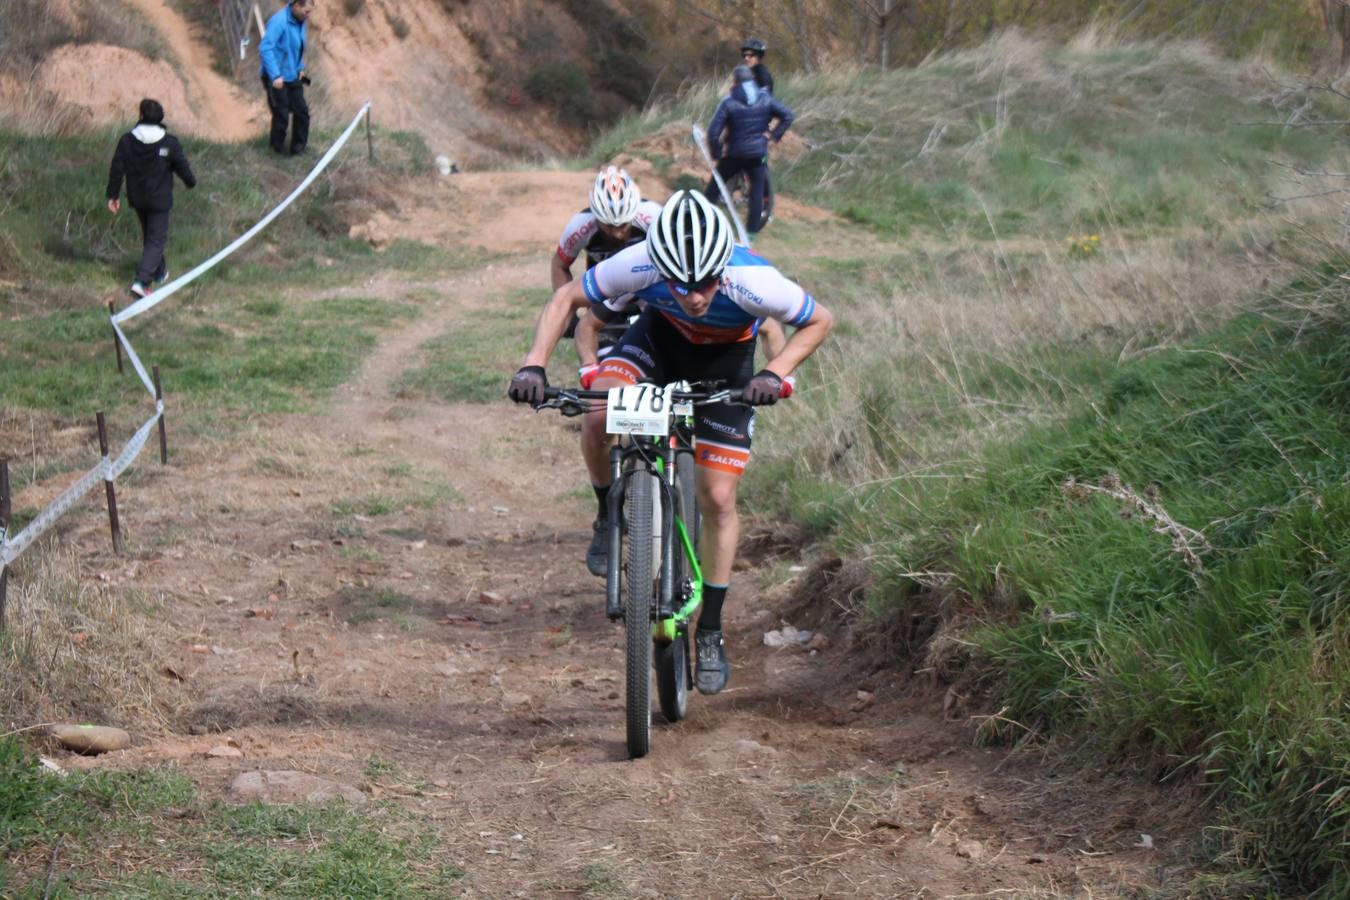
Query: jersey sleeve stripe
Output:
[[556, 245, 576, 266], [789, 292, 816, 327], [582, 268, 605, 303]]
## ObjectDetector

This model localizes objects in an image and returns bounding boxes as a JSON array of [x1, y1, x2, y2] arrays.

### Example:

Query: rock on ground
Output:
[[229, 770, 365, 805]]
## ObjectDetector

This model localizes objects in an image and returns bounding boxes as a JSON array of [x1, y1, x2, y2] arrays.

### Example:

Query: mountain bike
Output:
[[537, 383, 743, 758]]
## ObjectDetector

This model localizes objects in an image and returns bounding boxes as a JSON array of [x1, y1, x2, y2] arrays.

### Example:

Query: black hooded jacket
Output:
[[106, 123, 197, 213]]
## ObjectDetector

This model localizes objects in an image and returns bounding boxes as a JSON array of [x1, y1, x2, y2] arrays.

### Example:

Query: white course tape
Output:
[[0, 460, 110, 566], [1, 104, 374, 570], [112, 320, 157, 400], [114, 101, 372, 325], [110, 410, 161, 480], [690, 124, 751, 247]]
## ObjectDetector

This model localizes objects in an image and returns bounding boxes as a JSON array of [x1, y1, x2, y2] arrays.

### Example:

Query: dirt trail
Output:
[[39, 178, 1182, 897], [122, 0, 260, 141]]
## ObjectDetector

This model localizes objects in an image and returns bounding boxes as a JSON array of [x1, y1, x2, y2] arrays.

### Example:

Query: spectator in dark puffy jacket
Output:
[[704, 65, 794, 236], [105, 98, 197, 299]]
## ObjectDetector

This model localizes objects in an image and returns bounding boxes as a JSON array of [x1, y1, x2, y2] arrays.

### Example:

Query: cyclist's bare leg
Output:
[[695, 465, 740, 586], [580, 373, 626, 487], [694, 463, 739, 693]]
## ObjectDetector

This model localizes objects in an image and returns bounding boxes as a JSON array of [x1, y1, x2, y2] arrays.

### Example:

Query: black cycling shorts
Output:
[[596, 308, 756, 476]]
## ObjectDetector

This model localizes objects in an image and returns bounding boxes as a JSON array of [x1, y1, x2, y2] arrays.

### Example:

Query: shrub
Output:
[[524, 61, 594, 120]]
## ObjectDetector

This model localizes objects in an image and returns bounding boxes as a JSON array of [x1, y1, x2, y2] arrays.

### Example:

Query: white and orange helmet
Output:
[[588, 166, 642, 226]]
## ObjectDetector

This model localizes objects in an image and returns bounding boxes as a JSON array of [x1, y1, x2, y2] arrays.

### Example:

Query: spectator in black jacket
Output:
[[705, 65, 794, 235], [106, 99, 197, 299], [741, 38, 773, 95]]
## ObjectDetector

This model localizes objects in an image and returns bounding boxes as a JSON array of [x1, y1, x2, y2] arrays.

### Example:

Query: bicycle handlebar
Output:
[[541, 386, 746, 404]]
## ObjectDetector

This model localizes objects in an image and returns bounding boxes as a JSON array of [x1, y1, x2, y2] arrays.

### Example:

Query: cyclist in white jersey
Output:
[[510, 190, 833, 694], [553, 166, 662, 350]]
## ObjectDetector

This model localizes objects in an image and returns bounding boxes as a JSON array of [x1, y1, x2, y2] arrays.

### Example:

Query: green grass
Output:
[[0, 125, 442, 298], [0, 737, 462, 896], [1, 123, 459, 426], [0, 296, 416, 416], [802, 271, 1348, 893], [395, 287, 558, 403]]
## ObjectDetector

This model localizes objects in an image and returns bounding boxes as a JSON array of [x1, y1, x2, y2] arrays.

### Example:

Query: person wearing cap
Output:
[[704, 65, 794, 235], [741, 38, 773, 94]]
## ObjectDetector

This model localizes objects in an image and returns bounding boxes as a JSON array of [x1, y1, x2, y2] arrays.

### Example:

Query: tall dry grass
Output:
[[757, 191, 1347, 491], [1, 547, 177, 734]]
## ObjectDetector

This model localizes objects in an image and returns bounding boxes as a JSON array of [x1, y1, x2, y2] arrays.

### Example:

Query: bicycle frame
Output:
[[604, 430, 702, 643]]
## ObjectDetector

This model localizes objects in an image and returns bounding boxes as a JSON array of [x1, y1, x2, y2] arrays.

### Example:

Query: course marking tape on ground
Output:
[[114, 102, 372, 327]]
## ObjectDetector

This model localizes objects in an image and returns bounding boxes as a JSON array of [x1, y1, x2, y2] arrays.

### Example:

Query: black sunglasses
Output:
[[670, 275, 720, 295]]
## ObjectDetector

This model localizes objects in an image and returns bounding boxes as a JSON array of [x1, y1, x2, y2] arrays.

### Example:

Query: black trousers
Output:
[[134, 207, 170, 286], [261, 76, 310, 154], [705, 155, 769, 234]]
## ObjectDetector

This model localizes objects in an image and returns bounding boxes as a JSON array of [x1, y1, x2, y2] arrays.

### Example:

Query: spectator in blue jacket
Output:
[[704, 65, 794, 235], [259, 0, 314, 156]]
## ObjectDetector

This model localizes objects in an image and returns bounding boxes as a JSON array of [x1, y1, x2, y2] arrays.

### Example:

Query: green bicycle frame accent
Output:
[[651, 454, 703, 643], [653, 516, 703, 642]]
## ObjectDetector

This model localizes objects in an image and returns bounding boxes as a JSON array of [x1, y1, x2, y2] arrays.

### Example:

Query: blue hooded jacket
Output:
[[258, 4, 308, 83], [707, 78, 794, 161]]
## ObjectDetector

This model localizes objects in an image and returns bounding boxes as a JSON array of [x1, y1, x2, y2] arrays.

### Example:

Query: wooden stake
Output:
[[365, 108, 374, 162], [0, 458, 10, 629], [96, 413, 124, 554], [153, 365, 168, 464], [108, 301, 123, 374], [253, 2, 265, 36]]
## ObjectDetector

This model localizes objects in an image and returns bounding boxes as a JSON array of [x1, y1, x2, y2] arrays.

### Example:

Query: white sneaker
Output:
[[129, 282, 150, 299]]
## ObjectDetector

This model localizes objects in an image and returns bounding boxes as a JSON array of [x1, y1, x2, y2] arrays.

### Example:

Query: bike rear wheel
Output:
[[624, 465, 656, 758], [655, 450, 698, 723], [726, 169, 774, 233]]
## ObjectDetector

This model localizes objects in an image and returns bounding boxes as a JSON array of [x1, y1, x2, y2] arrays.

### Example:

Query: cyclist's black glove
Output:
[[744, 370, 782, 406], [508, 365, 548, 405]]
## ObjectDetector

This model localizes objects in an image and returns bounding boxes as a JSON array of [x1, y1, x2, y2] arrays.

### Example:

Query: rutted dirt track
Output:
[[25, 173, 1185, 897]]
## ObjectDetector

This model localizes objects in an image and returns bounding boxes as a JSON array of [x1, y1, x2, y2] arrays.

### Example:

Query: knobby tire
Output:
[[655, 450, 698, 723], [624, 466, 655, 758]]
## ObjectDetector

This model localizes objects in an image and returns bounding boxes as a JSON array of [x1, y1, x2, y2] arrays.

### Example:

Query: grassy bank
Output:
[[594, 37, 1349, 892], [841, 282, 1347, 891]]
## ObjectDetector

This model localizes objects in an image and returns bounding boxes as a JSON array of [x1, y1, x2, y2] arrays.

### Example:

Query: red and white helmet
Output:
[[588, 166, 642, 226]]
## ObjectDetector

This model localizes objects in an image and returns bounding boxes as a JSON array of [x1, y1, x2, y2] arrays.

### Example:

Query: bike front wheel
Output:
[[624, 466, 656, 758]]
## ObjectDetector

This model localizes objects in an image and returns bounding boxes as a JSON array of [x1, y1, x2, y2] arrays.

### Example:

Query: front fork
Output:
[[604, 443, 625, 620]]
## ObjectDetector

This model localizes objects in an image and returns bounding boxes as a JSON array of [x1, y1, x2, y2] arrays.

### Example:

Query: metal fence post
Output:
[[153, 365, 168, 464], [108, 301, 124, 374], [96, 413, 124, 554], [0, 458, 10, 629]]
